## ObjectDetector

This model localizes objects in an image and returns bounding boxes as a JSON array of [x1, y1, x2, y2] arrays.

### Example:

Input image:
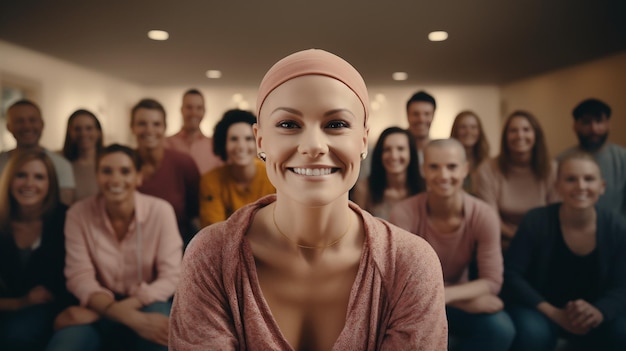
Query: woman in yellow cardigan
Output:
[[199, 109, 275, 227]]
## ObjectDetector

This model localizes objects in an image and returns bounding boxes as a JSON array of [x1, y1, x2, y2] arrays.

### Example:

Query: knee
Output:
[[508, 307, 557, 351], [482, 311, 516, 346], [46, 324, 100, 351]]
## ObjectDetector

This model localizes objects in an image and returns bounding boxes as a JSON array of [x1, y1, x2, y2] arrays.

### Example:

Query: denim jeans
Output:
[[44, 301, 171, 351], [0, 303, 59, 351], [447, 306, 516, 351], [508, 305, 626, 351]]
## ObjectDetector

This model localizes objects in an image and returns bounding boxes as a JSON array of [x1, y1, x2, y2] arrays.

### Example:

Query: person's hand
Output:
[[53, 306, 101, 330], [130, 312, 170, 346], [449, 295, 504, 314], [566, 299, 604, 330], [549, 307, 590, 335], [22, 286, 54, 307]]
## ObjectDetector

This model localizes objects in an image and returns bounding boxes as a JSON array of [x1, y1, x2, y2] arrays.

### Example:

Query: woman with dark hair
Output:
[[473, 110, 559, 249], [0, 150, 72, 351], [130, 98, 200, 247], [198, 109, 275, 227], [62, 109, 104, 201], [450, 110, 490, 192], [170, 49, 446, 350], [352, 126, 424, 220], [503, 152, 626, 350], [45, 144, 182, 351]]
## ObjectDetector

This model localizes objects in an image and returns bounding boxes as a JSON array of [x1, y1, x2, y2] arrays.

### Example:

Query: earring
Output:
[[360, 152, 367, 160], [257, 152, 267, 162]]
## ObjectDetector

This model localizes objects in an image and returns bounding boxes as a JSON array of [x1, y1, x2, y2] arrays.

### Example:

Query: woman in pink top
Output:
[[473, 110, 559, 249], [170, 49, 447, 350], [45, 144, 182, 351]]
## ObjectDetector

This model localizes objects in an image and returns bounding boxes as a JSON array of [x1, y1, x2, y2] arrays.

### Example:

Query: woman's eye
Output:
[[277, 121, 299, 129], [326, 120, 349, 129]]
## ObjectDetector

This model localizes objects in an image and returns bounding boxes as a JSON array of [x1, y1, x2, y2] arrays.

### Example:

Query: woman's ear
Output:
[[253, 123, 263, 153]]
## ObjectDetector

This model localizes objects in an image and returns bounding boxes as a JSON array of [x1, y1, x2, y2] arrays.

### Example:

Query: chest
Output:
[[254, 253, 360, 351], [11, 221, 43, 249]]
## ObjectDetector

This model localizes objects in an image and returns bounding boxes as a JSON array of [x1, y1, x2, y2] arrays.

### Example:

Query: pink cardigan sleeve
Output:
[[132, 201, 183, 305], [64, 204, 114, 306], [379, 230, 448, 350]]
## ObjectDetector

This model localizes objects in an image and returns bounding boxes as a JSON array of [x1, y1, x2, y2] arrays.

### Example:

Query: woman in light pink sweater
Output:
[[170, 49, 448, 350]]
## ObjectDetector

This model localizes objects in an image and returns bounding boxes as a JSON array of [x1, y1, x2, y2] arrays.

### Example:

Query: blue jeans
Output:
[[0, 303, 59, 351], [447, 306, 515, 351], [508, 306, 626, 351], [45, 301, 171, 351]]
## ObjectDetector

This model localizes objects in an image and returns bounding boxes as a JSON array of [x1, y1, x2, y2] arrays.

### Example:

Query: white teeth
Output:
[[108, 187, 124, 194], [292, 168, 333, 176]]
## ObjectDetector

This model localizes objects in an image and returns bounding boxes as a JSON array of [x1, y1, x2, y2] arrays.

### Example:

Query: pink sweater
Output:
[[389, 193, 503, 295], [64, 192, 183, 306], [170, 195, 447, 350]]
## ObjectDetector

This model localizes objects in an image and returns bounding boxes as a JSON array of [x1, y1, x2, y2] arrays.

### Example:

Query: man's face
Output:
[[7, 105, 44, 148], [406, 101, 435, 141], [181, 93, 205, 131], [574, 114, 610, 152]]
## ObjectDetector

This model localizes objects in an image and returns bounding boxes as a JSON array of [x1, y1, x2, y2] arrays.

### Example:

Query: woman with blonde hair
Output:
[[170, 49, 447, 350], [0, 150, 72, 351], [450, 110, 490, 192]]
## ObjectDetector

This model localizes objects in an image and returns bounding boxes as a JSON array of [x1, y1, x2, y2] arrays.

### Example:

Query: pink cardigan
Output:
[[64, 192, 182, 306], [389, 192, 503, 295], [170, 195, 447, 350]]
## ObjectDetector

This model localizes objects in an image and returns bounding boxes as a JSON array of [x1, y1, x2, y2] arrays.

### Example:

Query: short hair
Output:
[[6, 99, 42, 117], [424, 138, 467, 163], [497, 110, 551, 181], [368, 127, 424, 204], [130, 98, 167, 127], [212, 109, 257, 162], [97, 143, 143, 171], [183, 88, 204, 100], [572, 98, 611, 120], [450, 110, 490, 171], [557, 150, 602, 179], [406, 91, 436, 111], [62, 109, 104, 161], [0, 150, 60, 232]]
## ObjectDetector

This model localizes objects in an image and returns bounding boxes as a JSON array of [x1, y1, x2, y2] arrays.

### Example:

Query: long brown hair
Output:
[[62, 109, 104, 161], [497, 110, 550, 181], [0, 150, 60, 232], [450, 110, 490, 171]]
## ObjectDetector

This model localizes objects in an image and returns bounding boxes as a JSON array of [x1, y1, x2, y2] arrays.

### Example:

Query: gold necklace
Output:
[[272, 204, 352, 250]]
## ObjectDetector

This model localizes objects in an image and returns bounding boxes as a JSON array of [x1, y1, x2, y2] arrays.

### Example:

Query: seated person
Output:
[[0, 150, 73, 351], [45, 144, 182, 351], [390, 138, 515, 351], [170, 49, 447, 350], [502, 151, 626, 351], [199, 109, 275, 227], [352, 126, 425, 220]]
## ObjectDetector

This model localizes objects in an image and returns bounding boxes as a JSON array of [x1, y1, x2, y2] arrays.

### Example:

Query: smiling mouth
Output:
[[289, 167, 338, 176]]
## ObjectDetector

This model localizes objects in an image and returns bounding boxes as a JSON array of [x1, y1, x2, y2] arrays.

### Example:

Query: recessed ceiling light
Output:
[[147, 30, 169, 41], [428, 31, 448, 42], [206, 70, 222, 79], [392, 72, 408, 81]]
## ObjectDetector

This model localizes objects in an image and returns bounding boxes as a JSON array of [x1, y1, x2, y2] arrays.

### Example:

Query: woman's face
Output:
[[11, 160, 49, 210], [557, 159, 605, 210], [225, 122, 256, 166], [255, 75, 368, 207], [97, 152, 141, 205], [69, 114, 101, 150], [381, 133, 411, 176], [506, 116, 535, 155], [131, 108, 166, 150], [455, 115, 480, 149]]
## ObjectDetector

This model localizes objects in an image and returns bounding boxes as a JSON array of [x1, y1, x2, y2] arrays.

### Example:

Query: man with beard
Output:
[[558, 98, 626, 216]]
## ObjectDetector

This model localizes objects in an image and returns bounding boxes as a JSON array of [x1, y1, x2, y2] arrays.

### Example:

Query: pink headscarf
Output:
[[256, 49, 369, 122]]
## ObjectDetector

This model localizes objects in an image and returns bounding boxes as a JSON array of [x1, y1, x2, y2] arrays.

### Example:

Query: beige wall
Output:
[[0, 40, 143, 150], [501, 51, 626, 157]]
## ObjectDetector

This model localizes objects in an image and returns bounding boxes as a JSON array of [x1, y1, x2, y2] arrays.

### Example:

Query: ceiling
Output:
[[1, 0, 625, 87]]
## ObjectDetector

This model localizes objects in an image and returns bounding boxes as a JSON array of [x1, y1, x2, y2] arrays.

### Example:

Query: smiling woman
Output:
[[170, 49, 447, 351]]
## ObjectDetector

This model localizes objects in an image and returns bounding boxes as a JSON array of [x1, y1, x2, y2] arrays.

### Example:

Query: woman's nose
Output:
[[297, 128, 328, 158]]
